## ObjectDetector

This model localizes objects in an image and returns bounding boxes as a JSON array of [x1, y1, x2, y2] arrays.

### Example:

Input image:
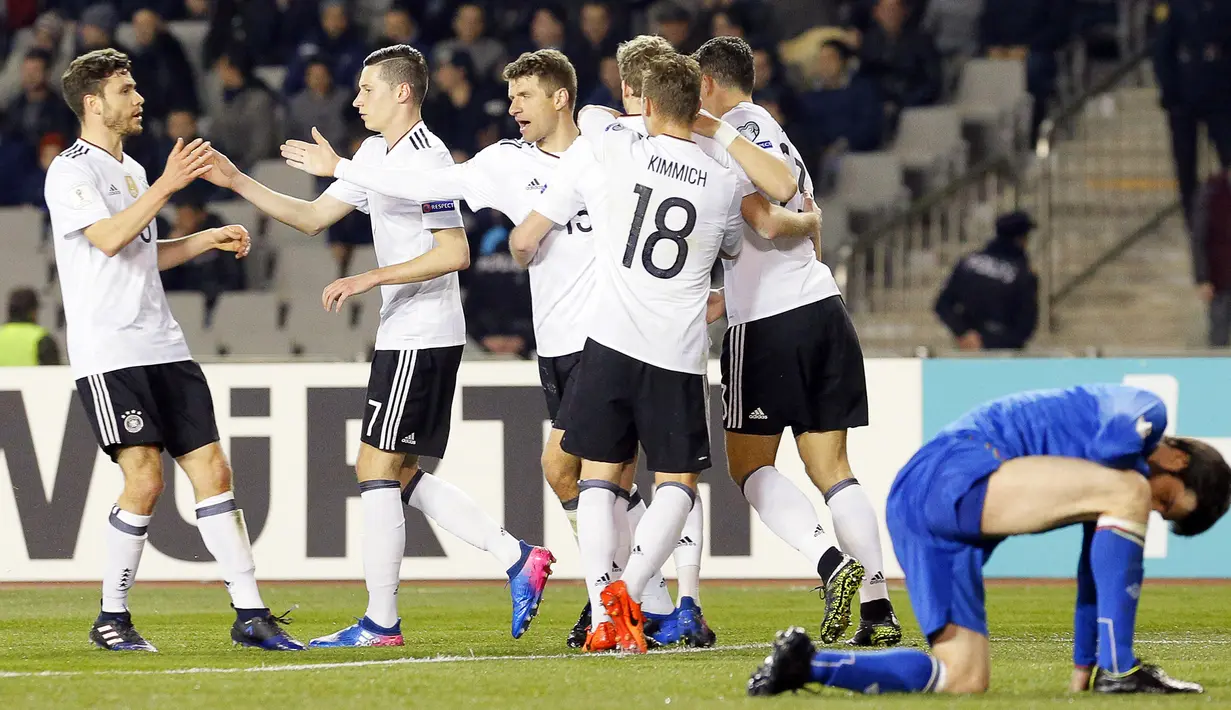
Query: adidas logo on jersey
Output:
[[525, 178, 546, 192], [107, 184, 121, 196], [868, 571, 886, 586], [748, 408, 768, 420], [401, 433, 416, 445]]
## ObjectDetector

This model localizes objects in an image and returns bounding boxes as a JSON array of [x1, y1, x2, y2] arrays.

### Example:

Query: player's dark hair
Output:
[[616, 35, 674, 94], [693, 35, 756, 95], [60, 48, 131, 122], [501, 49, 577, 110], [642, 53, 701, 124], [364, 44, 429, 105], [1168, 437, 1231, 536]]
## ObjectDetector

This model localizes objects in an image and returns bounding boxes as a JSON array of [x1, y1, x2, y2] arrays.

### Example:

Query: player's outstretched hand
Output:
[[157, 138, 213, 193], [322, 272, 379, 313], [692, 109, 721, 138], [282, 127, 340, 177], [706, 289, 726, 324], [203, 148, 240, 189], [211, 224, 251, 259]]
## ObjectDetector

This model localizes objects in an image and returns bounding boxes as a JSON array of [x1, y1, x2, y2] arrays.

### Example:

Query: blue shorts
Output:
[[886, 434, 1005, 641]]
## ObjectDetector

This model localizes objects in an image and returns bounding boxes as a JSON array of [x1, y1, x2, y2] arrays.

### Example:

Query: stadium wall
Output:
[[1, 359, 1228, 582]]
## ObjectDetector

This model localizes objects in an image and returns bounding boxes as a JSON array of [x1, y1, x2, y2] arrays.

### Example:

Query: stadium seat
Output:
[[209, 292, 290, 357], [285, 303, 368, 361], [1, 206, 47, 254], [165, 291, 214, 356], [254, 66, 288, 94], [275, 247, 343, 296], [953, 59, 1032, 160], [252, 160, 316, 200], [166, 21, 210, 81], [891, 107, 968, 195], [833, 153, 910, 232]]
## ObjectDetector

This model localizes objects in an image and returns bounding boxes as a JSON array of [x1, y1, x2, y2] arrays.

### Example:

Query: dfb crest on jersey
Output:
[[737, 121, 760, 142], [123, 410, 145, 434], [125, 176, 139, 197]]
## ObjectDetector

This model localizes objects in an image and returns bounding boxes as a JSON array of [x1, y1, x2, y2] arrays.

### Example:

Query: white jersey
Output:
[[44, 139, 191, 378], [720, 102, 841, 325], [326, 124, 466, 351], [576, 109, 751, 374], [334, 137, 594, 357]]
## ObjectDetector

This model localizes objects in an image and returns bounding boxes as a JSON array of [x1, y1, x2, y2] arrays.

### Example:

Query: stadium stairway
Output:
[[850, 79, 1209, 355]]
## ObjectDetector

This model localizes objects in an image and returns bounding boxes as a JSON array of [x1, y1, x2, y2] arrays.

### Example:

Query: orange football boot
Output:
[[583, 621, 618, 652], [599, 580, 648, 653]]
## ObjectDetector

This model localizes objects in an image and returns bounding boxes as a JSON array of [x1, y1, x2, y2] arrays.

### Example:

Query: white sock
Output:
[[627, 486, 675, 615], [406, 472, 523, 569], [562, 496, 580, 542], [827, 479, 890, 603], [195, 492, 265, 611], [578, 482, 618, 625], [622, 484, 693, 604], [742, 465, 839, 568], [612, 494, 631, 574], [360, 481, 404, 628], [674, 494, 703, 603], [102, 506, 150, 614]]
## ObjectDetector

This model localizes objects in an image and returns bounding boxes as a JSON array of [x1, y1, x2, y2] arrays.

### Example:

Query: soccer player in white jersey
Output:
[[202, 45, 555, 646], [510, 35, 825, 652], [279, 49, 670, 649], [43, 49, 303, 652], [694, 36, 901, 646], [555, 52, 790, 655]]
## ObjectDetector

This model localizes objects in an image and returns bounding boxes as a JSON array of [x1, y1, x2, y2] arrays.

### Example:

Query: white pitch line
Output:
[[0, 642, 770, 680]]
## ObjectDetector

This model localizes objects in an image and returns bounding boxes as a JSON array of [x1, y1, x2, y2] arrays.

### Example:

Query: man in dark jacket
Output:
[[798, 39, 883, 167], [1192, 170, 1231, 346], [979, 0, 1070, 143], [129, 8, 199, 123], [934, 211, 1039, 350], [1153, 0, 1231, 233], [857, 0, 942, 129]]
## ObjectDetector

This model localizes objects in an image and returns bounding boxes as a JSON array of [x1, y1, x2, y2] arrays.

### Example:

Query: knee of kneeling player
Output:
[[1107, 473, 1152, 522]]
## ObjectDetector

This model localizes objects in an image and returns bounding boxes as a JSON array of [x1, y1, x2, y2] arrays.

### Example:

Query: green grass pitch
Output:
[[1, 581, 1227, 708]]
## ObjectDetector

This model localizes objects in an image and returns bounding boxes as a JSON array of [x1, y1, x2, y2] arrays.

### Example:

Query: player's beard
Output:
[[103, 102, 143, 137]]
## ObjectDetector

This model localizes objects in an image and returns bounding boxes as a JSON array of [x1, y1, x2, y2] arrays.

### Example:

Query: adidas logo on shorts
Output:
[[401, 433, 416, 445], [748, 408, 768, 420]]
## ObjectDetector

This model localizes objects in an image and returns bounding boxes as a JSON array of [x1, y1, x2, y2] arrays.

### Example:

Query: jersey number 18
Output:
[[622, 183, 696, 280]]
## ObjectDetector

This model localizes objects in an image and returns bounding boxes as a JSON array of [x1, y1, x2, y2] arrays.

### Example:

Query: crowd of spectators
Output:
[[0, 0, 1138, 356]]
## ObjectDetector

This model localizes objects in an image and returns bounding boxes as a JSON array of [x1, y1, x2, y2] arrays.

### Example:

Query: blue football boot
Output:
[[309, 616, 404, 648], [676, 597, 717, 648], [507, 542, 556, 639]]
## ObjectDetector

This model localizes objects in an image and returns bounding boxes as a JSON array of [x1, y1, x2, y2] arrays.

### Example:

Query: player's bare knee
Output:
[[1107, 472, 1152, 521], [124, 473, 164, 509]]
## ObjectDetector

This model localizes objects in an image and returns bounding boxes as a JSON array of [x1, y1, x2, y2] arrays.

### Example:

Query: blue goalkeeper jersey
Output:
[[938, 384, 1168, 475]]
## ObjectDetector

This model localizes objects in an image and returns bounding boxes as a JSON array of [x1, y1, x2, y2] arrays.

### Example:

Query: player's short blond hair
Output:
[[642, 54, 702, 124], [616, 35, 675, 94]]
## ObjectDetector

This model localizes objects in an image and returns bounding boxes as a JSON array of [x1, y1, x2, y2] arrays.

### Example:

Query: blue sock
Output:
[[809, 648, 941, 693], [1091, 517, 1146, 675]]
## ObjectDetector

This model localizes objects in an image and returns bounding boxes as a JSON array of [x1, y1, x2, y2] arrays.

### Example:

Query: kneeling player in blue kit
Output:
[[749, 384, 1231, 695]]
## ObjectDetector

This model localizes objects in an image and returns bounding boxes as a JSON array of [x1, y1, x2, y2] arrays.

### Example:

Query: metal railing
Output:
[[840, 37, 1170, 343]]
